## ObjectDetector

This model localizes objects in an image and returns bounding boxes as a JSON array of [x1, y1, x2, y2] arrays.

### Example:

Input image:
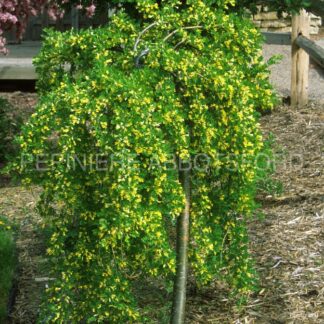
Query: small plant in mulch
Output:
[[255, 133, 284, 197], [0, 215, 16, 322]]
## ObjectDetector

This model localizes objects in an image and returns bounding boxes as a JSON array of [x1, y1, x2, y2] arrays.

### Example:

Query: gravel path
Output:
[[263, 40, 324, 102]]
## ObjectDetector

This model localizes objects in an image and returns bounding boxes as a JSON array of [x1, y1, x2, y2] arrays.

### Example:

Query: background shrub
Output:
[[0, 97, 23, 165], [0, 216, 16, 322]]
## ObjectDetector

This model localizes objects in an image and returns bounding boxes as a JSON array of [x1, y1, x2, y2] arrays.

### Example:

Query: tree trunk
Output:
[[170, 163, 191, 324]]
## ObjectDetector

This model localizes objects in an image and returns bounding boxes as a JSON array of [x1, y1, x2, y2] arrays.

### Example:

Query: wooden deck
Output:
[[0, 42, 40, 80]]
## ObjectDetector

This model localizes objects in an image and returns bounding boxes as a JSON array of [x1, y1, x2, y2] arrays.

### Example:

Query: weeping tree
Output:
[[9, 0, 279, 322]]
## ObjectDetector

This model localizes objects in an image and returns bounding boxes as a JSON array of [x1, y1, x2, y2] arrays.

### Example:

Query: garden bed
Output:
[[186, 102, 324, 323], [0, 93, 322, 322]]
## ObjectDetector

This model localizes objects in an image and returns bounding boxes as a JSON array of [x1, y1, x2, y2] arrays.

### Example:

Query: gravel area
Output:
[[263, 39, 324, 102]]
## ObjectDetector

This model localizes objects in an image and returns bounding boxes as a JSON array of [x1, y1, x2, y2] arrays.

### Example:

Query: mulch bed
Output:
[[186, 102, 324, 323], [0, 93, 323, 323], [0, 92, 37, 119], [0, 187, 44, 324]]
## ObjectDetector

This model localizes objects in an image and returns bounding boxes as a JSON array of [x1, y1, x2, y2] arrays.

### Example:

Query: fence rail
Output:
[[296, 35, 324, 68], [263, 10, 324, 107], [262, 32, 291, 45]]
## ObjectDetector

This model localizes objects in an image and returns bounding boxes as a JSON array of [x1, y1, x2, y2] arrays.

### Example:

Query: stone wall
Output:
[[253, 10, 322, 35]]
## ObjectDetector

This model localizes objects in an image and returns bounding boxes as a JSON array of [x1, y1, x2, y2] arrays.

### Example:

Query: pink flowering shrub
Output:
[[1, 0, 46, 54], [0, 0, 97, 54]]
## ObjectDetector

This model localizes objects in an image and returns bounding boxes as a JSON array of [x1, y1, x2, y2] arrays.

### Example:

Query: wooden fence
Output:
[[264, 10, 324, 107]]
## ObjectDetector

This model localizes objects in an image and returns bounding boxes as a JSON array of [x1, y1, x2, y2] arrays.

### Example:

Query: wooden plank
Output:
[[0, 42, 73, 80], [296, 35, 324, 69], [291, 10, 310, 108], [262, 32, 291, 45], [0, 59, 37, 80], [34, 277, 55, 282]]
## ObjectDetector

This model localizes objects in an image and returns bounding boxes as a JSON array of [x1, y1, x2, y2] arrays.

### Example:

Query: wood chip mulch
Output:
[[187, 102, 324, 323]]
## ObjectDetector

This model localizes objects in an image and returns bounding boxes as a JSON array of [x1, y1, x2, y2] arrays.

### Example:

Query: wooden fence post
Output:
[[291, 10, 310, 107]]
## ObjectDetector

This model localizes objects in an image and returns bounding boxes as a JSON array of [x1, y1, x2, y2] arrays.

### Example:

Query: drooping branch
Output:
[[163, 26, 203, 42], [133, 21, 160, 52], [134, 24, 203, 67]]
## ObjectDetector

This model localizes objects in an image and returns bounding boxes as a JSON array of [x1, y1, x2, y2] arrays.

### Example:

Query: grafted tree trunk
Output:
[[170, 163, 191, 324]]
